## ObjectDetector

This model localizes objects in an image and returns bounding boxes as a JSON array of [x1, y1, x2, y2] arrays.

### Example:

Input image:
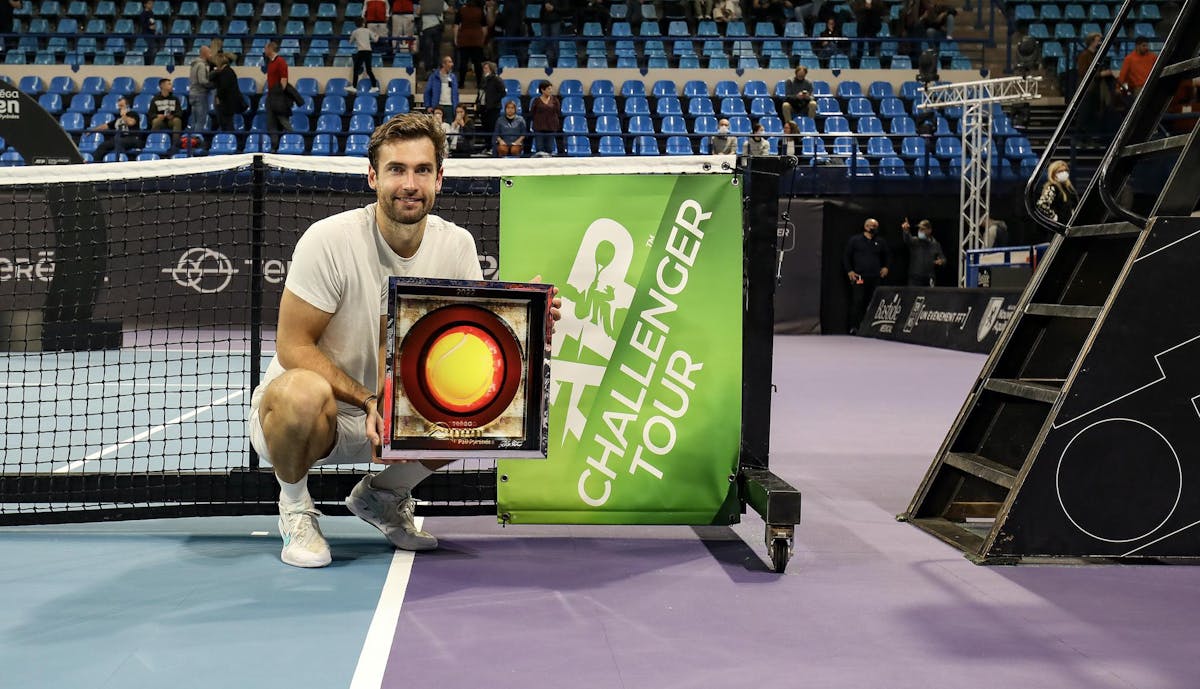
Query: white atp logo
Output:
[[162, 248, 238, 294]]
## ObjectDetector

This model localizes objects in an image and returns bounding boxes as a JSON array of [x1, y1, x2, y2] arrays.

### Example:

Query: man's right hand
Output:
[[848, 271, 860, 282]]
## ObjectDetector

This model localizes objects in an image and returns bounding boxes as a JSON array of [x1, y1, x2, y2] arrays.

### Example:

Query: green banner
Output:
[[497, 174, 743, 524]]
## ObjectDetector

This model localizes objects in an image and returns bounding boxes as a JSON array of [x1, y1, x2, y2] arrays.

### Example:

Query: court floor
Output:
[[2, 336, 1199, 689]]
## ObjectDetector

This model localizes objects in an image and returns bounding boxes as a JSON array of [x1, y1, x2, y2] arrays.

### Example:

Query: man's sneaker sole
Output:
[[278, 516, 332, 568], [345, 496, 439, 551]]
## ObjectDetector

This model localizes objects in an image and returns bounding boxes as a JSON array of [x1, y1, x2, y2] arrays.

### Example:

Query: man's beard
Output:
[[379, 194, 433, 227]]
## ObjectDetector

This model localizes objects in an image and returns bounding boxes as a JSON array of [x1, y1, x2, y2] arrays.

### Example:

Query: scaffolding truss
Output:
[[916, 76, 1042, 285]]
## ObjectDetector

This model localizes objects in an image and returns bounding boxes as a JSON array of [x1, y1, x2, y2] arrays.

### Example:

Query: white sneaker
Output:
[[346, 86, 358, 94], [346, 475, 438, 551], [278, 500, 332, 568], [369, 86, 381, 93]]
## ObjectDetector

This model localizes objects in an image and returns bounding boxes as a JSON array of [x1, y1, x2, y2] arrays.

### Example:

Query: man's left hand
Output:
[[531, 275, 562, 334], [880, 267, 889, 278]]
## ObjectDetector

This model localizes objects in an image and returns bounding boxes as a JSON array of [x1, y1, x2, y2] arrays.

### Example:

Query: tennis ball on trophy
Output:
[[423, 325, 505, 413]]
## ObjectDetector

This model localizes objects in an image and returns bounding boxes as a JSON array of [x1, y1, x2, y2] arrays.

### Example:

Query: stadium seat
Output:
[[594, 115, 621, 135], [719, 97, 747, 117], [624, 96, 650, 118], [310, 134, 339, 156], [566, 135, 591, 157], [349, 114, 375, 134], [352, 96, 379, 116], [37, 93, 63, 115], [345, 134, 370, 156], [276, 134, 305, 155], [656, 97, 683, 118], [823, 116, 851, 134], [289, 113, 310, 132], [620, 80, 647, 98], [934, 136, 962, 159], [857, 116, 884, 134], [207, 133, 238, 155], [633, 135, 660, 156], [846, 97, 875, 120], [77, 132, 103, 154], [563, 115, 589, 135], [714, 80, 740, 99], [665, 136, 693, 155], [320, 97, 347, 115], [627, 116, 655, 136], [59, 112, 86, 133], [866, 136, 896, 158], [590, 80, 615, 98], [315, 114, 342, 134], [598, 135, 625, 156], [683, 80, 709, 98], [384, 95, 410, 117], [18, 76, 45, 96], [141, 132, 172, 156], [879, 156, 909, 178], [592, 96, 618, 117]]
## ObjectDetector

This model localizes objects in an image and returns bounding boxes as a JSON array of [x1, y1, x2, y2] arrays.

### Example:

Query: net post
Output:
[[249, 154, 266, 470]]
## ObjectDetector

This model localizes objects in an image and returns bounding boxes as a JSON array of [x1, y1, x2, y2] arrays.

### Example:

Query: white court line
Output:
[[349, 528, 420, 689], [1123, 518, 1200, 557], [52, 389, 247, 473]]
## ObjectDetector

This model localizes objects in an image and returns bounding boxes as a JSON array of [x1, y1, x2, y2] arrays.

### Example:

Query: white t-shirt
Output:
[[350, 27, 375, 51], [255, 203, 483, 415]]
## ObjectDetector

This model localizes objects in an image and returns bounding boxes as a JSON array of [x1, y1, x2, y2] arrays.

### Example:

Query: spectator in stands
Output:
[[982, 215, 1009, 248], [919, 0, 955, 40], [137, 0, 161, 62], [476, 61, 506, 138], [247, 112, 562, 568], [1166, 77, 1199, 135], [263, 42, 295, 145], [529, 80, 561, 156], [484, 0, 499, 60], [1076, 32, 1114, 140], [392, 0, 419, 54], [494, 99, 526, 156], [0, 0, 21, 53], [749, 0, 786, 36], [447, 103, 475, 155], [349, 18, 382, 93], [579, 0, 612, 30], [794, 0, 836, 34], [712, 0, 741, 32], [495, 0, 528, 64], [210, 53, 246, 132], [364, 0, 391, 40], [188, 45, 214, 132], [1118, 36, 1157, 99], [540, 0, 565, 65], [780, 66, 818, 124], [455, 0, 488, 88], [853, 0, 885, 55], [745, 123, 769, 155], [1036, 160, 1078, 224], [843, 218, 889, 334], [424, 55, 460, 121], [779, 120, 800, 156], [711, 118, 737, 154], [91, 97, 142, 161], [690, 0, 713, 20], [900, 218, 945, 287], [419, 0, 449, 76], [148, 78, 184, 151], [432, 107, 452, 156], [816, 16, 842, 60]]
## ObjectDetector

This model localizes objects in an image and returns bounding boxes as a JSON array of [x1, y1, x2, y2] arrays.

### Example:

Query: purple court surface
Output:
[[3, 336, 1199, 689]]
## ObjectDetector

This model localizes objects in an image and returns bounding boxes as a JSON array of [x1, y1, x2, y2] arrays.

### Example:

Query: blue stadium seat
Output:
[[627, 115, 654, 136], [18, 76, 45, 96], [879, 156, 909, 178], [208, 133, 238, 155], [816, 97, 842, 116], [565, 135, 591, 157], [749, 97, 777, 119], [310, 134, 339, 156], [67, 94, 96, 114], [692, 116, 718, 135], [78, 132, 103, 153], [890, 116, 916, 135], [563, 115, 589, 135], [315, 113, 342, 134], [866, 136, 896, 158], [719, 97, 746, 117], [47, 76, 75, 96], [683, 80, 709, 98], [592, 96, 618, 117], [290, 113, 310, 132], [320, 96, 347, 115], [349, 114, 375, 134], [590, 80, 615, 98], [890, 55, 912, 69], [598, 135, 625, 156], [857, 116, 884, 134], [242, 133, 271, 153], [384, 95, 410, 117], [352, 96, 379, 115], [659, 115, 687, 135], [836, 82, 864, 99], [665, 136, 693, 155], [934, 137, 962, 159], [633, 135, 660, 156], [656, 97, 683, 117], [142, 132, 172, 155], [714, 80, 740, 99], [1004, 136, 1035, 161], [823, 116, 850, 134], [620, 80, 646, 98], [60, 112, 86, 133], [846, 97, 875, 119], [624, 96, 650, 118], [561, 96, 586, 116], [686, 96, 715, 118], [594, 115, 621, 135], [652, 80, 678, 98], [275, 133, 305, 155]]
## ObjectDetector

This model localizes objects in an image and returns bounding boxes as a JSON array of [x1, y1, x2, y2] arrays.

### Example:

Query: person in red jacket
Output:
[[391, 0, 418, 53], [1118, 36, 1157, 98], [363, 0, 390, 40]]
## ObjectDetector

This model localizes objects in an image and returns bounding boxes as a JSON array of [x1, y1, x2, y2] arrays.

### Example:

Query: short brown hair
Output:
[[368, 113, 446, 170]]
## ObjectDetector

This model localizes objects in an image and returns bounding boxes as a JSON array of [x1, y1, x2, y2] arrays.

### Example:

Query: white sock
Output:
[[372, 463, 434, 493], [277, 474, 311, 506]]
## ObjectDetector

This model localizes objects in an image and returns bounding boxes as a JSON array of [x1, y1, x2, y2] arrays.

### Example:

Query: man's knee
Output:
[[262, 370, 337, 431]]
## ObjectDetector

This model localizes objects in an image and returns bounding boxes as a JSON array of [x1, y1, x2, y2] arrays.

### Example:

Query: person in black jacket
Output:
[[147, 78, 184, 151], [210, 53, 247, 132], [475, 61, 507, 140], [900, 217, 945, 286], [844, 218, 890, 334]]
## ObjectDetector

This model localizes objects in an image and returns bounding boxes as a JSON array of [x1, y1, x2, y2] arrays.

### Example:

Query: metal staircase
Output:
[[901, 0, 1200, 563]]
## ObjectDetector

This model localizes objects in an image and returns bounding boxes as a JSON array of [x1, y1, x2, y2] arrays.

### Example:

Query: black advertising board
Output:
[[858, 286, 1023, 354]]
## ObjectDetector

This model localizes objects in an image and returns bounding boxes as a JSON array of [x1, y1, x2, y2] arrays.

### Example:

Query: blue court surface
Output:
[[3, 336, 1199, 689]]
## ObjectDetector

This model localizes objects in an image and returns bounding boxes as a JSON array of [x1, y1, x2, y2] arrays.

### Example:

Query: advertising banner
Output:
[[859, 286, 1023, 353], [497, 175, 743, 524]]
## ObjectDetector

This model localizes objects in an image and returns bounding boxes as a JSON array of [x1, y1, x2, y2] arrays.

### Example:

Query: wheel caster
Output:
[[766, 525, 794, 573]]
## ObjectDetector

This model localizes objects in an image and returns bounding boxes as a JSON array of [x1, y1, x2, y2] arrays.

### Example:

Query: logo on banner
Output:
[[871, 293, 903, 333], [0, 89, 20, 120], [162, 248, 238, 293], [902, 296, 926, 333], [977, 296, 1016, 342]]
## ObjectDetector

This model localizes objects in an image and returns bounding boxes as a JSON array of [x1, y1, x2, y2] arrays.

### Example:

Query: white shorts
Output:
[[248, 384, 373, 466]]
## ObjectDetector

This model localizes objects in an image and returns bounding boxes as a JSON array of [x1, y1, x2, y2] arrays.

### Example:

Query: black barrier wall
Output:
[[857, 287, 1023, 354]]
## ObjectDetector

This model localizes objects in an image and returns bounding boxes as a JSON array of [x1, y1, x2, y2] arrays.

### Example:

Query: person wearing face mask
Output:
[[900, 217, 945, 287], [844, 218, 890, 334], [711, 118, 737, 155], [1036, 160, 1078, 224], [744, 123, 770, 156]]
